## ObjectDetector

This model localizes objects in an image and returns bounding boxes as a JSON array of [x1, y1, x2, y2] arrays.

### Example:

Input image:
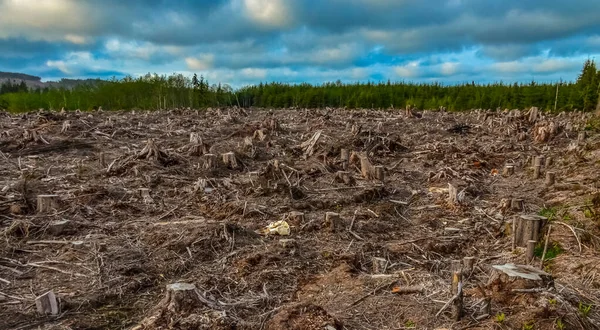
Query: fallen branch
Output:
[[554, 221, 582, 253]]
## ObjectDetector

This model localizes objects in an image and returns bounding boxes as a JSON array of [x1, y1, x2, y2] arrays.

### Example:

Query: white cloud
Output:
[[185, 54, 215, 70], [0, 0, 88, 40], [440, 62, 460, 76], [240, 68, 267, 79], [64, 34, 89, 45], [242, 0, 293, 28], [394, 61, 420, 78]]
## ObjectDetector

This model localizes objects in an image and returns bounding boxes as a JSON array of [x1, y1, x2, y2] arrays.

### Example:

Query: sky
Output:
[[1, 0, 600, 87]]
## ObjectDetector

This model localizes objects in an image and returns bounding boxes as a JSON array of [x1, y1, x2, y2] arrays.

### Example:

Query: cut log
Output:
[[222, 152, 238, 169], [372, 257, 387, 274], [545, 172, 555, 186], [203, 154, 218, 170], [324, 212, 343, 232], [37, 195, 59, 213], [35, 291, 59, 315], [374, 166, 385, 182]]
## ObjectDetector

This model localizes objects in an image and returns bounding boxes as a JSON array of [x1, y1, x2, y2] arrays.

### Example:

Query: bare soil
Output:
[[1, 107, 599, 330]]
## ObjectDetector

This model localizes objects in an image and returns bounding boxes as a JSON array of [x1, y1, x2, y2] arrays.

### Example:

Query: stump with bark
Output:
[[324, 212, 343, 232], [37, 195, 59, 213], [204, 154, 218, 170], [222, 152, 238, 169]]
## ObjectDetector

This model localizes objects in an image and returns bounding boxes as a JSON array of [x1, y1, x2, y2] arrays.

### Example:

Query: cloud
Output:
[[242, 0, 294, 28], [0, 0, 599, 86], [185, 54, 215, 70]]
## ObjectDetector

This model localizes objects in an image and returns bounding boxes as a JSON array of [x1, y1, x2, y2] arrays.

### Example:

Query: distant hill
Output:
[[0, 71, 102, 90]]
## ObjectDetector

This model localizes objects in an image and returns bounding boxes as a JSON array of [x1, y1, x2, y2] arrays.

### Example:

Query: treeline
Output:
[[1, 60, 599, 112]]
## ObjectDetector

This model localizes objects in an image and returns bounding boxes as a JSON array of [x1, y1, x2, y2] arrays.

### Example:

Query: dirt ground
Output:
[[1, 107, 599, 330]]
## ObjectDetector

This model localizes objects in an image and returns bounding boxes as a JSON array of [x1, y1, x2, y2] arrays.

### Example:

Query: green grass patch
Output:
[[534, 241, 564, 260], [538, 207, 557, 220]]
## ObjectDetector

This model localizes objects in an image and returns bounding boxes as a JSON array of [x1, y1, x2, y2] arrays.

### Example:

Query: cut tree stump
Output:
[[48, 220, 71, 236], [288, 211, 305, 226], [372, 257, 387, 274], [451, 261, 464, 320], [35, 291, 59, 315], [532, 156, 542, 179], [463, 257, 476, 274], [360, 155, 374, 179], [577, 131, 586, 144], [503, 165, 514, 176], [514, 214, 546, 247], [139, 188, 154, 204], [61, 120, 71, 133], [335, 171, 355, 185], [511, 198, 524, 212], [253, 129, 266, 141], [203, 154, 218, 170], [545, 172, 555, 186], [222, 152, 238, 169], [324, 212, 343, 232], [374, 166, 385, 182], [545, 156, 552, 168], [37, 195, 59, 213], [340, 149, 349, 170]]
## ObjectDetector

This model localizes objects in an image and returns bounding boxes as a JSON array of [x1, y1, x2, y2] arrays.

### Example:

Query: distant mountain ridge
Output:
[[0, 71, 102, 89]]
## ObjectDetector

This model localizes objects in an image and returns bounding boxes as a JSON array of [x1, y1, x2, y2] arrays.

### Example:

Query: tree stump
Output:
[[222, 152, 238, 169], [35, 291, 59, 315], [448, 183, 458, 205], [48, 220, 71, 236], [374, 166, 385, 182], [532, 156, 541, 179], [372, 257, 387, 274], [577, 131, 586, 144], [545, 172, 555, 186], [340, 149, 349, 170], [98, 152, 106, 168], [140, 188, 154, 204], [463, 257, 476, 274], [61, 120, 71, 133], [545, 156, 552, 168], [288, 211, 305, 226], [511, 198, 524, 212], [37, 195, 59, 213], [324, 212, 343, 232], [188, 133, 208, 156], [503, 165, 514, 176], [203, 154, 217, 170], [360, 155, 374, 179], [335, 171, 355, 185], [451, 261, 464, 320], [514, 215, 545, 247], [254, 129, 266, 141], [526, 240, 536, 263]]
